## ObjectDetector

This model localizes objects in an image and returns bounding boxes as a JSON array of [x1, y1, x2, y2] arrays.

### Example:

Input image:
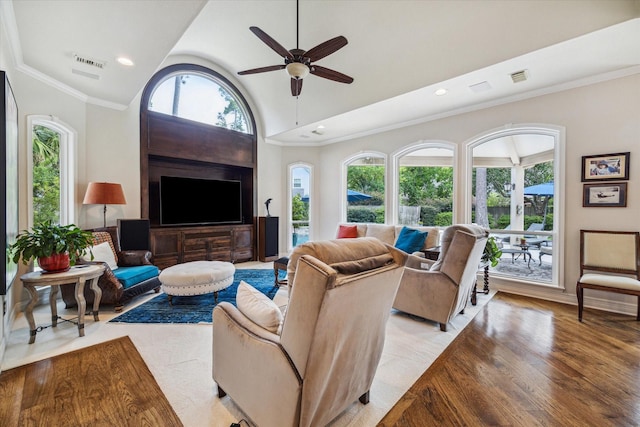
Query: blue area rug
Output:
[[109, 269, 281, 324]]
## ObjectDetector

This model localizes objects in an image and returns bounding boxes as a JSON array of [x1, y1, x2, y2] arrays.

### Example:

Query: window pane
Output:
[[471, 133, 555, 284], [149, 73, 250, 133], [398, 147, 453, 226], [291, 166, 310, 248], [32, 125, 61, 225], [346, 156, 385, 224]]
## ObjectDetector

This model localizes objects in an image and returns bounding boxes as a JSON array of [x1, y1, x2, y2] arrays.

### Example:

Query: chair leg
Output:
[[577, 282, 584, 322], [359, 391, 370, 404], [440, 323, 447, 332], [217, 385, 227, 398]]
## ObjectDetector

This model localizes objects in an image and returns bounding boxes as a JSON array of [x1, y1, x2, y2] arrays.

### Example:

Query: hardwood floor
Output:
[[379, 292, 640, 426], [0, 336, 182, 426]]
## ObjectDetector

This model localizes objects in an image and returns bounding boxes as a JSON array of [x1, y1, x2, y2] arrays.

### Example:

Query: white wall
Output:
[[305, 73, 640, 313]]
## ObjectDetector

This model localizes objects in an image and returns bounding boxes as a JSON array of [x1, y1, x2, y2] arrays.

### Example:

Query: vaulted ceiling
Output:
[[3, 1, 639, 145]]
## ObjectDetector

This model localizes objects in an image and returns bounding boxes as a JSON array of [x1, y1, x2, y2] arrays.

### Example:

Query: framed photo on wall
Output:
[[583, 183, 627, 207], [581, 152, 630, 182]]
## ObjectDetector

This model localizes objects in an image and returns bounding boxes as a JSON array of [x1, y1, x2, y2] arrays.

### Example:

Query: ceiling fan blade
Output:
[[250, 26, 293, 59], [291, 78, 303, 97], [310, 65, 354, 84], [304, 36, 348, 62], [238, 65, 285, 75]]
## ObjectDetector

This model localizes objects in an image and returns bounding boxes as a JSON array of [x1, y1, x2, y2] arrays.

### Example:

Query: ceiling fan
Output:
[[237, 0, 353, 97]]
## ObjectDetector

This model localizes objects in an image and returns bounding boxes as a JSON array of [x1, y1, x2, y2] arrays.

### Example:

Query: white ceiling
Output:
[[3, 1, 640, 145]]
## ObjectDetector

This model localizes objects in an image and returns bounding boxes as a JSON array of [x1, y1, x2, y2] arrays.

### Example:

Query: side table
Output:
[[20, 264, 105, 344]]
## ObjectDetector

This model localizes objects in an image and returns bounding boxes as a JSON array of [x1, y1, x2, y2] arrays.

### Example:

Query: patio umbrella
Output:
[[346, 189, 372, 202], [301, 189, 372, 203], [523, 181, 554, 226], [523, 182, 554, 197]]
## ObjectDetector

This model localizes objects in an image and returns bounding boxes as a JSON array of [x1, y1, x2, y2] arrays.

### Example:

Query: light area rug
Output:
[[3, 262, 494, 427]]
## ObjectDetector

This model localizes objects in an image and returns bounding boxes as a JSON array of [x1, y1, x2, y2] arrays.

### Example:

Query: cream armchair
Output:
[[393, 224, 488, 331], [212, 237, 407, 427]]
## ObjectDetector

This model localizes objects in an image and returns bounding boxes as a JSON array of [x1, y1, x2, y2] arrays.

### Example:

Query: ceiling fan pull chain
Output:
[[295, 95, 299, 125]]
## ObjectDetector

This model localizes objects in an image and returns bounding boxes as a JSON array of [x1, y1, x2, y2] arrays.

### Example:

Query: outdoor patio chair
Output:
[[576, 230, 640, 322]]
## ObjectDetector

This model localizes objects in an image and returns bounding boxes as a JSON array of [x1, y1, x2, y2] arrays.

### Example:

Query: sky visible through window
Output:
[[149, 73, 248, 132]]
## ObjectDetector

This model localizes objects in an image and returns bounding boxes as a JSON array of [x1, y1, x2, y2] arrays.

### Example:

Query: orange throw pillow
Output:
[[337, 225, 358, 238]]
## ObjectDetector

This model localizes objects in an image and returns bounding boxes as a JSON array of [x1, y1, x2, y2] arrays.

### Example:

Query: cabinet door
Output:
[[234, 226, 254, 262], [150, 229, 181, 268]]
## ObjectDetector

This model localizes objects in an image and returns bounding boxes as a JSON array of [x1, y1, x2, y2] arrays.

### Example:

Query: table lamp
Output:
[[83, 182, 126, 227]]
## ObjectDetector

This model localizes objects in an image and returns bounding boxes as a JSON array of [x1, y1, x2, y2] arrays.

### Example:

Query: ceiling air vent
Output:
[[510, 69, 528, 83], [73, 53, 106, 69]]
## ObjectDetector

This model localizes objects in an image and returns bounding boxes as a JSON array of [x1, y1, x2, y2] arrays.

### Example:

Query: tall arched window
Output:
[[467, 125, 564, 287], [27, 115, 76, 227], [342, 152, 386, 223], [288, 163, 312, 250], [392, 141, 456, 227]]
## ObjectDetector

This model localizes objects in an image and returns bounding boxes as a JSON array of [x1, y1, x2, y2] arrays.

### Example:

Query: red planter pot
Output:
[[38, 252, 70, 273]]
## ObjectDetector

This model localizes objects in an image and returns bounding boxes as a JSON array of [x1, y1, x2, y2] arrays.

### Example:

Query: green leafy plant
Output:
[[482, 236, 502, 267], [9, 221, 94, 265]]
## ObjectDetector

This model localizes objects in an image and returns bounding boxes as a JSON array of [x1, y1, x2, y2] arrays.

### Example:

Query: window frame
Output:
[[26, 115, 76, 228], [465, 124, 565, 289], [342, 151, 387, 223], [391, 140, 457, 226]]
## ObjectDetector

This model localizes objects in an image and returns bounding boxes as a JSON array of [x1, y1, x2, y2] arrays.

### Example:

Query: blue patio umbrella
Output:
[[301, 189, 372, 203], [523, 182, 554, 197], [523, 181, 554, 227], [346, 189, 372, 202]]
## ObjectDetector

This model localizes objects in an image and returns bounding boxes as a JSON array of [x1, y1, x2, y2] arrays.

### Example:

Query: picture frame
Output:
[[1, 70, 19, 295], [581, 152, 629, 182], [582, 183, 627, 207]]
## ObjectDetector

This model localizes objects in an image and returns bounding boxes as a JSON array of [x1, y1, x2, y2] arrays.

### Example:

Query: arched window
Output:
[[342, 152, 386, 223], [392, 141, 456, 227], [148, 70, 253, 134], [288, 163, 312, 250], [27, 115, 76, 227], [467, 125, 564, 287]]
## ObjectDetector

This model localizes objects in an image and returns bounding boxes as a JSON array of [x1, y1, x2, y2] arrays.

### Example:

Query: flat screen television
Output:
[[160, 176, 242, 226]]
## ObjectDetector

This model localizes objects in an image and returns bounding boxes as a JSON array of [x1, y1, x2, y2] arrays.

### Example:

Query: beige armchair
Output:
[[212, 237, 407, 427], [393, 224, 488, 331]]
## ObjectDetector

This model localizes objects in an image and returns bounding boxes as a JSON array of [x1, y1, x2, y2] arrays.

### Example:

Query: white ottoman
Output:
[[160, 261, 235, 304]]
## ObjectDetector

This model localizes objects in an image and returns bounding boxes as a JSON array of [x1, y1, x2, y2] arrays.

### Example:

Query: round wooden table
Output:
[[20, 264, 104, 344]]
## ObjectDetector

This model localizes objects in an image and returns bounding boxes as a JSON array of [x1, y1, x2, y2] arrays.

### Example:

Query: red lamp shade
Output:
[[83, 182, 126, 227]]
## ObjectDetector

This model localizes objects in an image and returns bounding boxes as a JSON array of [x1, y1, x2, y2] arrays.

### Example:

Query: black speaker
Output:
[[118, 219, 150, 251], [259, 216, 279, 262]]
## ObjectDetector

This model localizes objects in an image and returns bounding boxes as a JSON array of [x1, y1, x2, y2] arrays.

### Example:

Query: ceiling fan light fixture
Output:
[[286, 62, 310, 79]]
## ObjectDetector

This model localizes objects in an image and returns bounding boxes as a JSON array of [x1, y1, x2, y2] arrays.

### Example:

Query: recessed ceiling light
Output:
[[434, 88, 448, 96], [117, 57, 134, 66]]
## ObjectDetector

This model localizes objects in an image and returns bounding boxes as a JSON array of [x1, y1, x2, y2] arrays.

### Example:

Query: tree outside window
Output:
[[32, 125, 61, 225]]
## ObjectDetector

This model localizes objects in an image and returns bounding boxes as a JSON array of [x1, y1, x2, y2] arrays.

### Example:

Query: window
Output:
[[149, 72, 252, 134], [394, 143, 455, 226], [289, 164, 312, 250], [27, 116, 75, 227], [468, 126, 563, 287], [343, 153, 386, 223]]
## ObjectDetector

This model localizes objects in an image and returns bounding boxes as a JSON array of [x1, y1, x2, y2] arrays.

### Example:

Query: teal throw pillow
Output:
[[395, 226, 428, 254]]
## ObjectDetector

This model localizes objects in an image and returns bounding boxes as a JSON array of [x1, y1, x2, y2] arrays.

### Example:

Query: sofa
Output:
[[212, 237, 408, 427], [287, 223, 440, 284], [60, 226, 161, 312]]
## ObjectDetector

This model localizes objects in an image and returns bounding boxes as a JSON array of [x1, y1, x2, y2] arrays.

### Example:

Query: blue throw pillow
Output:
[[395, 226, 428, 254]]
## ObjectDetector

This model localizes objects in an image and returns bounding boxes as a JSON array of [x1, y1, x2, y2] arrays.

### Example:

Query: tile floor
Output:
[[1, 261, 493, 427]]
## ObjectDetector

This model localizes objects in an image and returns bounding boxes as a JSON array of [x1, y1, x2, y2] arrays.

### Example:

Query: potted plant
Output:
[[482, 236, 503, 268], [9, 221, 94, 273]]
